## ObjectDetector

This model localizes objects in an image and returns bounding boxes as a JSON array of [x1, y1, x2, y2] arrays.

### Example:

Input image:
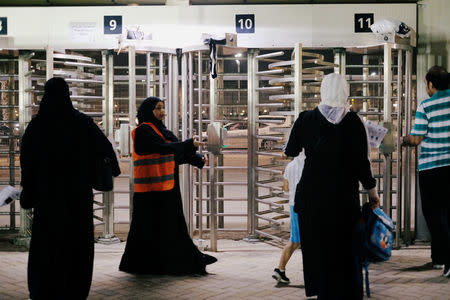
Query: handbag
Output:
[[93, 156, 114, 192]]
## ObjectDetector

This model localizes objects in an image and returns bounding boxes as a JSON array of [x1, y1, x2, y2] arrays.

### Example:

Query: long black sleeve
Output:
[[284, 112, 306, 157], [89, 118, 121, 177], [134, 124, 200, 165], [178, 152, 205, 169]]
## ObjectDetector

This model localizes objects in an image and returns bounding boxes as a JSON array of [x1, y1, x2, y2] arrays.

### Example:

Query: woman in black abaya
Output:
[[284, 74, 380, 300], [20, 77, 120, 300], [119, 97, 217, 275]]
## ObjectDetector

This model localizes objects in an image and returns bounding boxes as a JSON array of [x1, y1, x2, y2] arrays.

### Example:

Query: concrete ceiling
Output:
[[0, 0, 417, 6]]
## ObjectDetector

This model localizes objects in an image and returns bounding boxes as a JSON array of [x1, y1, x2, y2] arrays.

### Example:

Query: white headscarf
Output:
[[318, 73, 350, 124]]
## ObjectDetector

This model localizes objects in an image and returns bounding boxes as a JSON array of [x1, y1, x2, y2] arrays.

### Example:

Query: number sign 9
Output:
[[104, 16, 122, 35], [236, 14, 255, 34]]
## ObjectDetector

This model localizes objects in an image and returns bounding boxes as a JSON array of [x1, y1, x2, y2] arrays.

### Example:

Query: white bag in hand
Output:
[[0, 185, 19, 207]]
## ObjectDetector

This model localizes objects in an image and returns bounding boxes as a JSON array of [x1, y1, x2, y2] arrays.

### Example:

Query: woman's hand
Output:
[[193, 138, 206, 148], [367, 187, 381, 209], [202, 155, 209, 166]]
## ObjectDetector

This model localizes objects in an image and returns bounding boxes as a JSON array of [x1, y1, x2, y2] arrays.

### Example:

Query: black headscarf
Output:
[[137, 97, 177, 141], [38, 77, 75, 118]]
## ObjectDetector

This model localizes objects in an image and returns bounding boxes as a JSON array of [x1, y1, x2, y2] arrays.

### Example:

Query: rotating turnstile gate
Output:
[[343, 43, 416, 247], [0, 51, 20, 233]]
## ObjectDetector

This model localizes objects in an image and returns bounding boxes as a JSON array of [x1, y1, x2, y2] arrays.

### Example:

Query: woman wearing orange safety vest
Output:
[[120, 97, 217, 275]]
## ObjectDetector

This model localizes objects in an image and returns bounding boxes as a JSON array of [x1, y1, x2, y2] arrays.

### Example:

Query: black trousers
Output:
[[418, 166, 450, 265]]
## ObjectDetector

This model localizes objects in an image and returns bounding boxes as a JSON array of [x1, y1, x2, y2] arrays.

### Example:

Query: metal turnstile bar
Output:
[[255, 135, 284, 141], [255, 214, 284, 225], [194, 197, 247, 201], [255, 86, 284, 92], [196, 228, 248, 232], [256, 151, 283, 157], [256, 69, 284, 75], [255, 103, 284, 107], [255, 120, 284, 124], [269, 60, 294, 68], [65, 78, 104, 84], [194, 213, 247, 217], [255, 229, 284, 242], [255, 52, 285, 59], [268, 94, 295, 100], [255, 199, 284, 208], [53, 53, 93, 62], [348, 80, 384, 84], [255, 167, 283, 174], [194, 182, 247, 186], [255, 183, 283, 191], [56, 61, 104, 69], [70, 95, 104, 100], [202, 166, 247, 170], [268, 77, 294, 85], [302, 52, 323, 59], [346, 65, 398, 68]]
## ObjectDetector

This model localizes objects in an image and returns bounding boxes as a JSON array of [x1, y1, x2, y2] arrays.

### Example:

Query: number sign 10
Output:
[[235, 14, 255, 34]]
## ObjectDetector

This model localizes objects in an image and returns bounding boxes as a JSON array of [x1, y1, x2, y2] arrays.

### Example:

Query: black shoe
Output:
[[272, 268, 290, 283], [443, 265, 450, 278]]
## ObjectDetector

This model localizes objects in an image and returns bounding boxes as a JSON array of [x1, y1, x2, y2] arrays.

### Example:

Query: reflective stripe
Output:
[[134, 174, 175, 184], [134, 155, 174, 166]]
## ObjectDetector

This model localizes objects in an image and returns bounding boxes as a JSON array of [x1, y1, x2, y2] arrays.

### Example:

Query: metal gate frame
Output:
[[341, 43, 415, 247]]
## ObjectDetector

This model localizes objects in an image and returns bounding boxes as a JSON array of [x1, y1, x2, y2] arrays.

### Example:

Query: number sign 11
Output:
[[104, 16, 122, 35], [354, 13, 374, 33]]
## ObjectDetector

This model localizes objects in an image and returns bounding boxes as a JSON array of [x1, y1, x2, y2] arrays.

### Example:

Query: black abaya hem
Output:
[[119, 190, 216, 276]]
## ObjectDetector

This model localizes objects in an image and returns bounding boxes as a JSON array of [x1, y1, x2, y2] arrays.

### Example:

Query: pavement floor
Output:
[[0, 239, 449, 300]]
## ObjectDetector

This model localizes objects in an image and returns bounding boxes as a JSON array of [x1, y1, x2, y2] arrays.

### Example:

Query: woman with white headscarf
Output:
[[284, 73, 380, 299]]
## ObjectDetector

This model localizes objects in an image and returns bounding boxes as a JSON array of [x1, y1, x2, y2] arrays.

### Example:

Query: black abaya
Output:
[[285, 108, 376, 300], [119, 123, 216, 275], [20, 111, 120, 300]]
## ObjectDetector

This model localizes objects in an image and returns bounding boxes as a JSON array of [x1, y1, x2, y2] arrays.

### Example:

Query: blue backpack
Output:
[[360, 202, 395, 297]]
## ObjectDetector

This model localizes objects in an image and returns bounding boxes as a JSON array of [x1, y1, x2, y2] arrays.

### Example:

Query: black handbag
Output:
[[93, 156, 114, 192]]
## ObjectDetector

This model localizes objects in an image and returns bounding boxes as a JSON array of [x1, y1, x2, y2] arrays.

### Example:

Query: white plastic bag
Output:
[[0, 185, 19, 207], [365, 120, 388, 148], [370, 19, 410, 38]]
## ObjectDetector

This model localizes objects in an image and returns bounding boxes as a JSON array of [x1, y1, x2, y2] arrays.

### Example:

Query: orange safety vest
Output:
[[132, 122, 175, 192]]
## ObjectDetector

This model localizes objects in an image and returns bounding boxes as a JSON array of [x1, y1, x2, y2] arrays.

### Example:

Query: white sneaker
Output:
[[443, 265, 450, 278], [433, 264, 444, 269]]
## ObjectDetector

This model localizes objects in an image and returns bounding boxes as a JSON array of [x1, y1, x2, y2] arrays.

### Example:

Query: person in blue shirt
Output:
[[402, 65, 450, 277]]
